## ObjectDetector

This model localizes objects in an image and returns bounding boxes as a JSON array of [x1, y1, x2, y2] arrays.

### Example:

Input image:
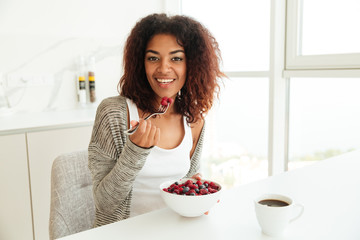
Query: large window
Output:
[[288, 78, 360, 170], [182, 0, 270, 187]]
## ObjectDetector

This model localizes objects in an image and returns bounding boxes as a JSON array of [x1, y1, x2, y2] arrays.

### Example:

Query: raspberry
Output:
[[208, 188, 218, 193], [161, 97, 174, 106], [199, 189, 208, 195], [187, 189, 196, 195], [209, 182, 218, 188], [167, 97, 174, 105], [189, 189, 196, 194], [189, 184, 197, 189], [161, 97, 168, 106], [185, 180, 193, 186]]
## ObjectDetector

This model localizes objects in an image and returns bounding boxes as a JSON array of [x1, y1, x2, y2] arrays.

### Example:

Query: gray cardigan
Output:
[[88, 95, 204, 227]]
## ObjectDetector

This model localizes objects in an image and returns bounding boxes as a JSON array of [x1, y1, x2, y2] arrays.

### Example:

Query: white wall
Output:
[[0, 0, 166, 113]]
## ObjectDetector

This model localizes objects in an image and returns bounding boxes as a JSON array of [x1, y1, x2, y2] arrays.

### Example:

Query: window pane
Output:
[[182, 0, 270, 71], [202, 78, 269, 188], [301, 0, 360, 55], [288, 78, 360, 170]]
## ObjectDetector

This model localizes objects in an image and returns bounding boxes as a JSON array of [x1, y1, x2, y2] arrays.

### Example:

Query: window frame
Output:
[[286, 0, 360, 70]]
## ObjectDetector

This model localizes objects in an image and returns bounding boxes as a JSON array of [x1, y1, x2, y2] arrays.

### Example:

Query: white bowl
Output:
[[160, 178, 222, 217]]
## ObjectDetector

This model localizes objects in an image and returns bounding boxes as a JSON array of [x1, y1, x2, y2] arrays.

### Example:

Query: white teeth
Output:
[[156, 78, 174, 83]]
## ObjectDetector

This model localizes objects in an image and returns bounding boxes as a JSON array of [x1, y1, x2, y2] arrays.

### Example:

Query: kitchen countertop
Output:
[[0, 107, 97, 136]]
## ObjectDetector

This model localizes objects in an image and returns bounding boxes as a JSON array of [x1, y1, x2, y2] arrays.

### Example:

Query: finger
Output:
[[192, 173, 202, 181], [135, 119, 147, 135], [139, 120, 153, 147], [129, 120, 147, 145], [148, 127, 160, 147], [130, 120, 139, 128], [147, 125, 158, 145]]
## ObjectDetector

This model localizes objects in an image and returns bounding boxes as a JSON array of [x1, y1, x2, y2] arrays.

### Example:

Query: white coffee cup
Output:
[[254, 193, 304, 237]]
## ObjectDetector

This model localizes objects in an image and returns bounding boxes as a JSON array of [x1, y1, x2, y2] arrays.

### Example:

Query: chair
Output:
[[49, 150, 95, 240]]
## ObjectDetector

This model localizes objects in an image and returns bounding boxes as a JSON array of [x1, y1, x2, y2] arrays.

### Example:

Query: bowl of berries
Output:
[[160, 178, 222, 217]]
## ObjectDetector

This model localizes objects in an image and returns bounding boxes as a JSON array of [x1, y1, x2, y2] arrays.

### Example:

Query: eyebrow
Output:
[[145, 49, 185, 55]]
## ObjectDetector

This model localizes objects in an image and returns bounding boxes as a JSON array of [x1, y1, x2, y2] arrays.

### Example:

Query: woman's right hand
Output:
[[129, 119, 160, 148]]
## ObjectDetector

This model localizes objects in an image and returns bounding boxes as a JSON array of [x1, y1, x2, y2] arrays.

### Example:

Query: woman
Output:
[[88, 13, 224, 227]]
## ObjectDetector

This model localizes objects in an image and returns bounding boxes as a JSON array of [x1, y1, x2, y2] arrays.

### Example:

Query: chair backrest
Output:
[[49, 150, 95, 240]]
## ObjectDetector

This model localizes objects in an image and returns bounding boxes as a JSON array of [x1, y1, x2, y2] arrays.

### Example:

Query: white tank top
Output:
[[126, 98, 192, 217]]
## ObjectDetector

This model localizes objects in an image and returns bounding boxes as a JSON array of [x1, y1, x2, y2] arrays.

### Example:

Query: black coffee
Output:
[[258, 199, 289, 207]]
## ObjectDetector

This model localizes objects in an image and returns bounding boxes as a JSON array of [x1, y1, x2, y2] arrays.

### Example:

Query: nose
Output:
[[157, 59, 171, 73]]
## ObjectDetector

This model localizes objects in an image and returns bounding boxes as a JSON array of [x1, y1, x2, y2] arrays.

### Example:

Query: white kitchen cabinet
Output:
[[0, 134, 33, 240], [0, 107, 96, 240], [27, 125, 93, 240]]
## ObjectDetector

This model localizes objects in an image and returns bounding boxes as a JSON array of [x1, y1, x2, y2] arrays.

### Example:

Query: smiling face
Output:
[[145, 34, 186, 103]]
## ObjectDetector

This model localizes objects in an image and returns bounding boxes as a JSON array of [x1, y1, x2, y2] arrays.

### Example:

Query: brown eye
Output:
[[147, 56, 159, 61], [172, 57, 183, 61]]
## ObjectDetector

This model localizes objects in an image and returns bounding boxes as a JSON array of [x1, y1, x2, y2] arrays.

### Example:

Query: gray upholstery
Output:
[[49, 150, 95, 240]]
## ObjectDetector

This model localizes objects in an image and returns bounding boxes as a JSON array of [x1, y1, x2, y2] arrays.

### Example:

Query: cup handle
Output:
[[290, 203, 304, 223]]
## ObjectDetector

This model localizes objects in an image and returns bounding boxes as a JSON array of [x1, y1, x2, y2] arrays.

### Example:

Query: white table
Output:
[[59, 150, 360, 240]]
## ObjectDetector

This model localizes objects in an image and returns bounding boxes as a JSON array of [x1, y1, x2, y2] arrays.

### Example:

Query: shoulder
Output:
[[95, 95, 127, 123], [189, 118, 205, 141], [91, 95, 128, 146], [98, 95, 126, 109], [96, 95, 127, 114]]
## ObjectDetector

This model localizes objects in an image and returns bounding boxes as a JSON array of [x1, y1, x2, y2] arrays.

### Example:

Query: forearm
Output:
[[89, 139, 151, 214]]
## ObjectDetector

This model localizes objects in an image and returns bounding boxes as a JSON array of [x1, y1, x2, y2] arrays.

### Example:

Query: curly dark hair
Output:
[[119, 13, 225, 123]]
